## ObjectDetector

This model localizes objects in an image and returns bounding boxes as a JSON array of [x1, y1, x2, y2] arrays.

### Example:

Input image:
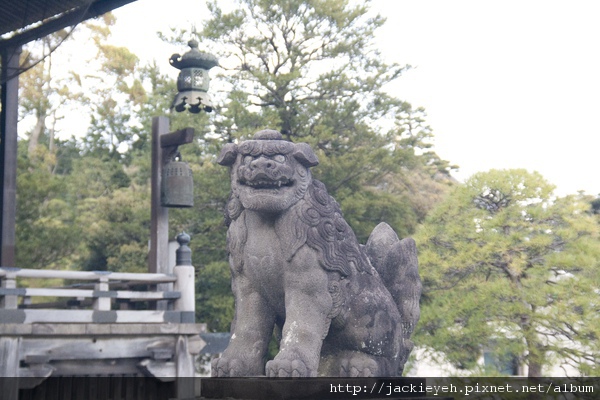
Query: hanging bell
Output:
[[161, 156, 194, 208]]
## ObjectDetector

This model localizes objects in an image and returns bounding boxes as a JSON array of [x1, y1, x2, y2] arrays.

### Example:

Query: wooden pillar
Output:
[[149, 116, 170, 275], [0, 46, 21, 268], [150, 116, 171, 311]]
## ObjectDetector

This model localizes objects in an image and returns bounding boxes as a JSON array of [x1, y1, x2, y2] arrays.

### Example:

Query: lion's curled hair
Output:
[[225, 178, 371, 277]]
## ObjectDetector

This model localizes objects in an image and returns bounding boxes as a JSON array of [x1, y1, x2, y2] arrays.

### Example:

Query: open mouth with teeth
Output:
[[241, 178, 293, 189]]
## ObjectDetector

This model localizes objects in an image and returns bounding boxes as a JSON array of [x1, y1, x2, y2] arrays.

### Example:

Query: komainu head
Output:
[[217, 130, 319, 218]]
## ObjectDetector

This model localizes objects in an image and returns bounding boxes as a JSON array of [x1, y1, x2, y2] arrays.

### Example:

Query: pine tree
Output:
[[415, 169, 600, 376], [195, 0, 455, 241]]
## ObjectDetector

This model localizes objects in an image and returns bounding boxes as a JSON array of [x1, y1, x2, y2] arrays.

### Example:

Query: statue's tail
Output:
[[365, 223, 422, 375]]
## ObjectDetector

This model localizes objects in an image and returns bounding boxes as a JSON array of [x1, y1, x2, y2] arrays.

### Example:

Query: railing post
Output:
[[0, 269, 18, 309], [173, 233, 195, 323], [93, 276, 111, 311]]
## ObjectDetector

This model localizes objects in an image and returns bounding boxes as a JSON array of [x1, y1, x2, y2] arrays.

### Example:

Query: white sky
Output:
[[102, 0, 600, 196]]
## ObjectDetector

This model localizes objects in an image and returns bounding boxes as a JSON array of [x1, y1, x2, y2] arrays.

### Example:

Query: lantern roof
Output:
[[169, 39, 218, 71]]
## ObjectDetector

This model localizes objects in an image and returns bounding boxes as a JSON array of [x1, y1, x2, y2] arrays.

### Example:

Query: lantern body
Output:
[[177, 67, 210, 92]]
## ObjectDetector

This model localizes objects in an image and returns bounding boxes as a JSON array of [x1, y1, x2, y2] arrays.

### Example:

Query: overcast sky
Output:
[[107, 0, 600, 197]]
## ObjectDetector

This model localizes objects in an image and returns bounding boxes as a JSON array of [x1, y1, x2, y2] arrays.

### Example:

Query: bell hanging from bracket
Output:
[[161, 152, 194, 208]]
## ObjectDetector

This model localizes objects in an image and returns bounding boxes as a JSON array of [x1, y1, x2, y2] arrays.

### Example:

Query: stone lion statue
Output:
[[212, 129, 421, 377]]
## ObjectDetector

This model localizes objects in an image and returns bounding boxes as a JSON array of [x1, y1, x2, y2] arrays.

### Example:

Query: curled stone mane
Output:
[[224, 177, 371, 278], [224, 192, 241, 227], [237, 138, 296, 157], [220, 129, 371, 277], [287, 180, 372, 277]]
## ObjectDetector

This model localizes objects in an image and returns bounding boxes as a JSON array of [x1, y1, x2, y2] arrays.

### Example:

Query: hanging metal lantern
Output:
[[161, 153, 194, 208], [170, 39, 218, 113]]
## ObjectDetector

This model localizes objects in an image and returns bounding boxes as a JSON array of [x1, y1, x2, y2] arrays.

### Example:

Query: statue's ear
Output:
[[293, 143, 319, 167], [217, 143, 238, 166]]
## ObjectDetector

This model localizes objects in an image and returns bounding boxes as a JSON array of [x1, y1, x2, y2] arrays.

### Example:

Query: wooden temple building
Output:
[[0, 233, 205, 399], [1, 2, 218, 399]]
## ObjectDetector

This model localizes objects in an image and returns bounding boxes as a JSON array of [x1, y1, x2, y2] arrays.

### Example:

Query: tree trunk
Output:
[[27, 111, 46, 157], [528, 357, 543, 377], [524, 328, 545, 377]]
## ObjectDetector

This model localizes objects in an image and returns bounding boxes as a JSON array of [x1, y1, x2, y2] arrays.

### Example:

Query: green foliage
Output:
[[77, 185, 151, 273], [16, 143, 80, 269], [415, 169, 600, 376], [195, 261, 235, 332]]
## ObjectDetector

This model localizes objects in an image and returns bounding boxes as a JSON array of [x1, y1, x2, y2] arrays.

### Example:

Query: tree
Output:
[[15, 142, 81, 270], [591, 195, 600, 215], [76, 184, 151, 273], [194, 0, 454, 241], [415, 169, 600, 376], [19, 30, 85, 158], [81, 14, 143, 161], [16, 29, 86, 270]]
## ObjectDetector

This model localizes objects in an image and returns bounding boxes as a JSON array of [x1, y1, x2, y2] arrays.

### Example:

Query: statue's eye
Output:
[[273, 155, 286, 163], [244, 156, 253, 164]]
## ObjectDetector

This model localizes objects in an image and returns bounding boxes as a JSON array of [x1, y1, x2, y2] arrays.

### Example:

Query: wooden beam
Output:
[[0, 267, 177, 282], [160, 127, 194, 148], [0, 287, 181, 300], [21, 336, 174, 361], [0, 309, 185, 324], [0, 0, 138, 51], [44, 359, 138, 377], [0, 323, 205, 336]]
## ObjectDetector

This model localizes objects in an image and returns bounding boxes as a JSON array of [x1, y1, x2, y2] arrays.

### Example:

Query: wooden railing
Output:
[[0, 233, 196, 324], [0, 233, 197, 325], [0, 266, 195, 324]]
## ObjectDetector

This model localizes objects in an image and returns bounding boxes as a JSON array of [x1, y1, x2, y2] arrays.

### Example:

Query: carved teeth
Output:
[[244, 179, 291, 188]]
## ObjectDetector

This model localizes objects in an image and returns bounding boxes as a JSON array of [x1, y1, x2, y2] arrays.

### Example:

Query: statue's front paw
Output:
[[266, 358, 311, 377], [339, 356, 380, 377], [211, 356, 249, 377]]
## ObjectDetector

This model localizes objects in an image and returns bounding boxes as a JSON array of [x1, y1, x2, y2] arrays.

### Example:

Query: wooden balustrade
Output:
[[0, 266, 195, 324]]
